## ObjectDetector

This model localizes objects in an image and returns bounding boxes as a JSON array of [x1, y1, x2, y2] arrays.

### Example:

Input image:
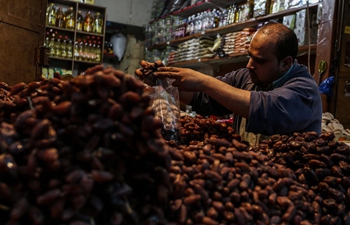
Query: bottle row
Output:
[[46, 3, 104, 34], [44, 30, 102, 62]]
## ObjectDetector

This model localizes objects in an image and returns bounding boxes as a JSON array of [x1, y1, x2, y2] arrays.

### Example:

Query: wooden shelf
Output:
[[257, 3, 319, 21], [49, 56, 73, 61], [168, 45, 317, 67], [46, 25, 75, 33], [76, 30, 104, 37], [45, 0, 106, 76]]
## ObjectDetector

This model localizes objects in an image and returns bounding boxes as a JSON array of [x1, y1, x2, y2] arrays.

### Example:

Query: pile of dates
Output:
[[0, 65, 173, 225], [255, 132, 350, 224], [165, 117, 314, 225], [173, 116, 350, 224], [0, 63, 350, 225]]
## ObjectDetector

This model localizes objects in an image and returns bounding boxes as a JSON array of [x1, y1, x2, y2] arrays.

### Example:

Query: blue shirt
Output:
[[190, 62, 322, 136]]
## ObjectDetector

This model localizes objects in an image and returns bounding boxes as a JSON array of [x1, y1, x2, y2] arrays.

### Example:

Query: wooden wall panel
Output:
[[0, 0, 45, 85], [0, 23, 39, 85], [334, 77, 350, 129], [332, 2, 350, 130]]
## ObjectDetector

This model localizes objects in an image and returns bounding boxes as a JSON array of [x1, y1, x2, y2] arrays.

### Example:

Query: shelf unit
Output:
[[43, 0, 106, 77], [147, 2, 319, 68]]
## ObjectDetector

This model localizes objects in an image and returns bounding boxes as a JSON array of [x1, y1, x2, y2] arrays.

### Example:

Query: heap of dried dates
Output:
[[0, 65, 172, 225], [0, 63, 350, 225]]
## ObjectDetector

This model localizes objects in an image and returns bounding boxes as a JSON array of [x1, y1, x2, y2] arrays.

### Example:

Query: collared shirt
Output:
[[256, 64, 295, 91], [190, 62, 322, 146]]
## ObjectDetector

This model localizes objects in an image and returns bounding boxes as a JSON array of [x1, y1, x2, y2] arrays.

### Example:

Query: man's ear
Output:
[[282, 56, 293, 69]]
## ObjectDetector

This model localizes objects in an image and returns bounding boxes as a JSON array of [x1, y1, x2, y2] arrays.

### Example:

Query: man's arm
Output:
[[156, 67, 251, 118], [201, 75, 251, 118]]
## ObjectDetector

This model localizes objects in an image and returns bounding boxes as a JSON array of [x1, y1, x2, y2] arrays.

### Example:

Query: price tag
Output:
[[167, 41, 170, 45], [198, 58, 201, 62], [201, 31, 205, 35]]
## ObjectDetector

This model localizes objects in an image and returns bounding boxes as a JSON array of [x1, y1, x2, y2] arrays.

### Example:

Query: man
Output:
[[154, 22, 322, 145]]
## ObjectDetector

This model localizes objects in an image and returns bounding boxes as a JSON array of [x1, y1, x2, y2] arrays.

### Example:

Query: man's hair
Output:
[[258, 21, 298, 62]]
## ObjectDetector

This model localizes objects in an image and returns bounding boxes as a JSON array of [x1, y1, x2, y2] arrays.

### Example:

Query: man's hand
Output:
[[154, 67, 209, 92], [134, 60, 164, 81]]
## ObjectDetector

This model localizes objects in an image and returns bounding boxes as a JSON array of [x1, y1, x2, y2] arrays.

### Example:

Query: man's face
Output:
[[246, 32, 285, 88]]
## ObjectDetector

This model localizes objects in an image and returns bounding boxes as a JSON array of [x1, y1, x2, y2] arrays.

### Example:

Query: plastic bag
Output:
[[319, 76, 335, 97], [110, 33, 127, 61], [138, 60, 181, 142]]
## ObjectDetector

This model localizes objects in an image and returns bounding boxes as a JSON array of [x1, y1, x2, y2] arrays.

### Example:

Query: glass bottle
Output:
[[48, 37, 55, 55], [44, 36, 50, 48], [46, 3, 56, 26], [213, 9, 220, 28], [44, 31, 50, 48], [84, 11, 93, 32], [65, 7, 75, 29], [84, 42, 91, 61], [55, 7, 65, 28], [93, 12, 103, 34], [91, 43, 96, 61], [60, 39, 67, 58], [54, 38, 61, 57], [78, 41, 84, 60], [67, 40, 73, 59], [95, 43, 101, 62], [76, 10, 83, 31], [74, 41, 80, 60]]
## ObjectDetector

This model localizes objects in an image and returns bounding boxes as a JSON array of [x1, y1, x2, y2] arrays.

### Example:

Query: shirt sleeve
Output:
[[189, 69, 249, 116]]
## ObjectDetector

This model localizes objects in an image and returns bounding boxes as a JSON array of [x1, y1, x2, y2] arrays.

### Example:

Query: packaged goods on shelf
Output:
[[220, 28, 256, 56], [254, 0, 270, 17], [221, 32, 237, 55], [271, 0, 318, 14], [172, 37, 215, 62], [44, 1, 106, 77], [41, 67, 72, 79], [294, 9, 318, 45], [283, 14, 296, 29]]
